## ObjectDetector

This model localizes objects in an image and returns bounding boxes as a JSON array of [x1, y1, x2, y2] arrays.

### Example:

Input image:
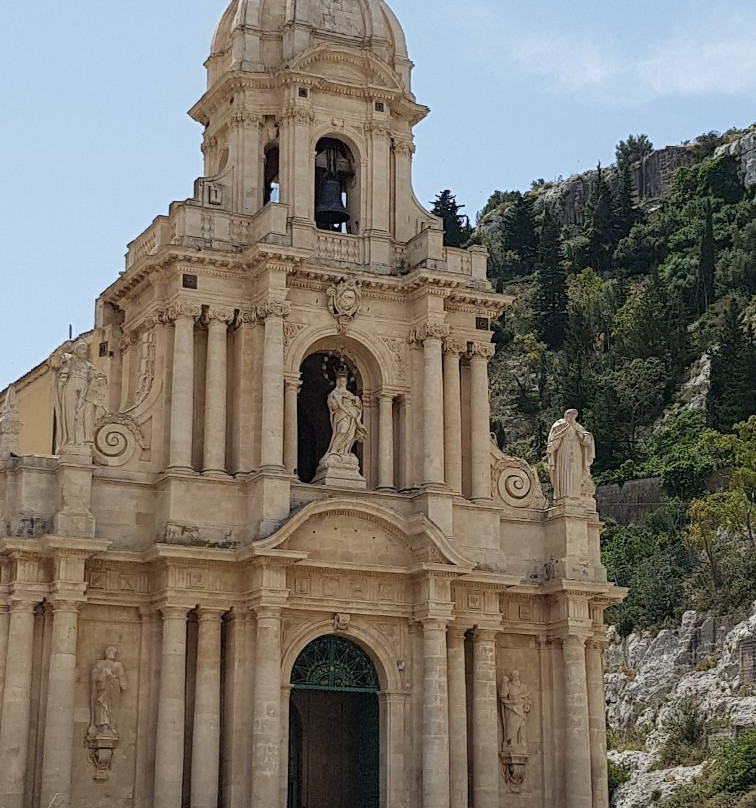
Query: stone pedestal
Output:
[[54, 450, 96, 538], [313, 453, 367, 490]]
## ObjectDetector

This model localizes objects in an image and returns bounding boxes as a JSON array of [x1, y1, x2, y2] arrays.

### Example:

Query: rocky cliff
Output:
[[716, 123, 756, 193], [605, 605, 756, 807]]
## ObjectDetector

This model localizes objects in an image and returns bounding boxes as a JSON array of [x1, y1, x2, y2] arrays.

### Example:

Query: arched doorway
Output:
[[288, 635, 380, 808], [297, 353, 363, 483]]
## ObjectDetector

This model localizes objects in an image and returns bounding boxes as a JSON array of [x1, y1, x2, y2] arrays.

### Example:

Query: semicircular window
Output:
[[290, 635, 379, 693]]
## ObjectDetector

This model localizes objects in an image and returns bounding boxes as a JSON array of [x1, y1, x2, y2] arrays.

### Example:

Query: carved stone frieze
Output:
[[381, 336, 407, 381], [284, 323, 306, 354]]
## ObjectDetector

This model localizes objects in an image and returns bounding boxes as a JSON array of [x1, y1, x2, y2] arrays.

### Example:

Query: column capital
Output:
[[255, 604, 283, 622], [421, 617, 449, 632], [447, 624, 469, 642], [196, 606, 227, 622], [284, 372, 303, 390], [202, 307, 235, 327], [234, 310, 257, 328], [8, 597, 38, 614], [408, 321, 450, 345], [48, 598, 82, 614], [256, 299, 291, 321], [166, 301, 202, 323], [468, 342, 496, 361], [473, 627, 499, 643], [159, 604, 191, 621], [443, 337, 467, 356]]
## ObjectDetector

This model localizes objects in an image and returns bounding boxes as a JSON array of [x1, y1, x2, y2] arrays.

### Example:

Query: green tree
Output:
[[585, 164, 618, 273], [610, 357, 668, 455], [430, 189, 471, 248], [697, 198, 716, 313], [501, 192, 538, 276], [708, 299, 756, 432], [533, 208, 568, 350], [615, 160, 639, 240], [616, 134, 654, 170]]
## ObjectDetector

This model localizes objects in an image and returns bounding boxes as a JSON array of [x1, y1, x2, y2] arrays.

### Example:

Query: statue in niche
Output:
[[323, 366, 367, 460], [546, 409, 596, 501], [499, 671, 532, 750], [88, 646, 127, 737], [50, 340, 108, 452]]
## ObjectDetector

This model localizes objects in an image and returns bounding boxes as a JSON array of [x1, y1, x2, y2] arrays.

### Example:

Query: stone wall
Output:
[[596, 478, 664, 526]]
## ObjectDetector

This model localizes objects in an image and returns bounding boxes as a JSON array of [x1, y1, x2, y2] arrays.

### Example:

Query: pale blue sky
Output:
[[1, 0, 754, 387]]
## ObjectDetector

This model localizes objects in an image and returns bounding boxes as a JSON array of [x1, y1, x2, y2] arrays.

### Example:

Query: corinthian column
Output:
[[202, 308, 234, 476], [191, 608, 224, 808], [469, 342, 495, 501], [251, 606, 283, 808], [473, 629, 500, 808], [0, 599, 38, 808], [563, 635, 593, 808], [422, 618, 450, 808], [416, 323, 449, 488], [40, 600, 81, 808], [258, 300, 291, 471], [153, 606, 189, 808], [587, 640, 609, 808], [168, 303, 201, 472], [443, 339, 464, 493], [447, 627, 468, 808]]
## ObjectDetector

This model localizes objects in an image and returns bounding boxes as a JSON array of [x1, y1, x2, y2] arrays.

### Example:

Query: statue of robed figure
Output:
[[546, 409, 596, 502]]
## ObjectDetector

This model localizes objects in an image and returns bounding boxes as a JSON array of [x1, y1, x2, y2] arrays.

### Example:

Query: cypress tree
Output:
[[430, 190, 471, 248], [615, 160, 638, 241], [533, 208, 568, 350], [697, 198, 716, 314], [585, 164, 618, 273], [502, 192, 538, 275], [708, 298, 756, 431]]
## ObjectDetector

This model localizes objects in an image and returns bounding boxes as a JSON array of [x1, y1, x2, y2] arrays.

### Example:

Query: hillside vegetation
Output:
[[434, 126, 756, 637]]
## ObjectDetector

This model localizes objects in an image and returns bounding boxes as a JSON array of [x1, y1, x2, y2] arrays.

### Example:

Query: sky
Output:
[[1, 0, 754, 388]]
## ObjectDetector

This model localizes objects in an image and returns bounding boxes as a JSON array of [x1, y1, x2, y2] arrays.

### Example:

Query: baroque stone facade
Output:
[[0, 2, 624, 807]]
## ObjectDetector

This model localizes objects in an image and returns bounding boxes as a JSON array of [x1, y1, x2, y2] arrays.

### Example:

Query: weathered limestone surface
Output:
[[0, 1, 624, 807]]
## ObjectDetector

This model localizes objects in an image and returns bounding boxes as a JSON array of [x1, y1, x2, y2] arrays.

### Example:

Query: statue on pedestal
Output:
[[314, 364, 367, 489], [86, 646, 127, 780], [546, 409, 596, 502], [0, 385, 21, 458], [50, 340, 108, 453], [499, 671, 532, 793]]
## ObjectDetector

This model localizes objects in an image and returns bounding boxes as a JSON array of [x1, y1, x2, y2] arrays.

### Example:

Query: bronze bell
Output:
[[316, 176, 350, 230]]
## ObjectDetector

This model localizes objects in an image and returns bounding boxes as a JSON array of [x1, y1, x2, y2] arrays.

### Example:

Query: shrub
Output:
[[608, 759, 631, 797], [715, 732, 756, 795], [657, 697, 707, 768]]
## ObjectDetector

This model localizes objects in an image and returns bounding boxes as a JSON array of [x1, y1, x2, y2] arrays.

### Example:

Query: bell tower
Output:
[[189, 0, 442, 264]]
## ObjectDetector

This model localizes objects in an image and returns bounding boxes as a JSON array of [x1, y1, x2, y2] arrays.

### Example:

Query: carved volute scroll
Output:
[[490, 437, 547, 510]]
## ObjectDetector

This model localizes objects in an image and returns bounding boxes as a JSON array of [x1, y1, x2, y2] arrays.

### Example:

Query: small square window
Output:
[[298, 87, 309, 98], [375, 101, 385, 112], [183, 274, 198, 290], [476, 317, 491, 331], [99, 342, 109, 357]]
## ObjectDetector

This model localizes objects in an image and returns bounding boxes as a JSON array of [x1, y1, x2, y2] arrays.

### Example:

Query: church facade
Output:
[[0, 2, 623, 808]]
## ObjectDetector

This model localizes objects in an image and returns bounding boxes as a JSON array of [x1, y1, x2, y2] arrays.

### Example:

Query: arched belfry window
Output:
[[297, 353, 363, 483], [264, 144, 280, 204], [315, 138, 357, 234]]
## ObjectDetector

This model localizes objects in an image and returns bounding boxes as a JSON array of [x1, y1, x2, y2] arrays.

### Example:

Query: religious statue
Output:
[[499, 671, 532, 750], [50, 340, 108, 453], [546, 409, 596, 501], [0, 385, 21, 458], [88, 646, 127, 738], [322, 367, 367, 461]]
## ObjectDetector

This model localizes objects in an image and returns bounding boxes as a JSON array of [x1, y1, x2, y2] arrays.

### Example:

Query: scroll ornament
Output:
[[490, 437, 547, 509]]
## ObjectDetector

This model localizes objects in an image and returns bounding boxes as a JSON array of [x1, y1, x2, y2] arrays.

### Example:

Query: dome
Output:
[[208, 0, 411, 88]]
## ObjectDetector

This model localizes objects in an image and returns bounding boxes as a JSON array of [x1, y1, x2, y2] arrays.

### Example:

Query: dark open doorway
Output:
[[288, 635, 380, 808]]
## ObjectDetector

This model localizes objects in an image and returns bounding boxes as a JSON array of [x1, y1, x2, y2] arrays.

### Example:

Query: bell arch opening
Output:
[[297, 352, 363, 484], [288, 635, 380, 808], [315, 137, 359, 234]]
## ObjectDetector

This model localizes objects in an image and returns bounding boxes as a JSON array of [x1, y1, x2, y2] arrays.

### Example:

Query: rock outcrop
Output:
[[606, 605, 756, 807], [715, 123, 756, 192]]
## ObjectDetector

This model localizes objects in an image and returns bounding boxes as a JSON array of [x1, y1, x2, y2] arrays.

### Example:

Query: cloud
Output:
[[639, 35, 756, 97], [512, 36, 618, 92]]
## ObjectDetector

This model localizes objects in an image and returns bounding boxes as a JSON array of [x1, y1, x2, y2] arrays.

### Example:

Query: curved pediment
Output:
[[257, 499, 474, 571], [286, 45, 404, 94]]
